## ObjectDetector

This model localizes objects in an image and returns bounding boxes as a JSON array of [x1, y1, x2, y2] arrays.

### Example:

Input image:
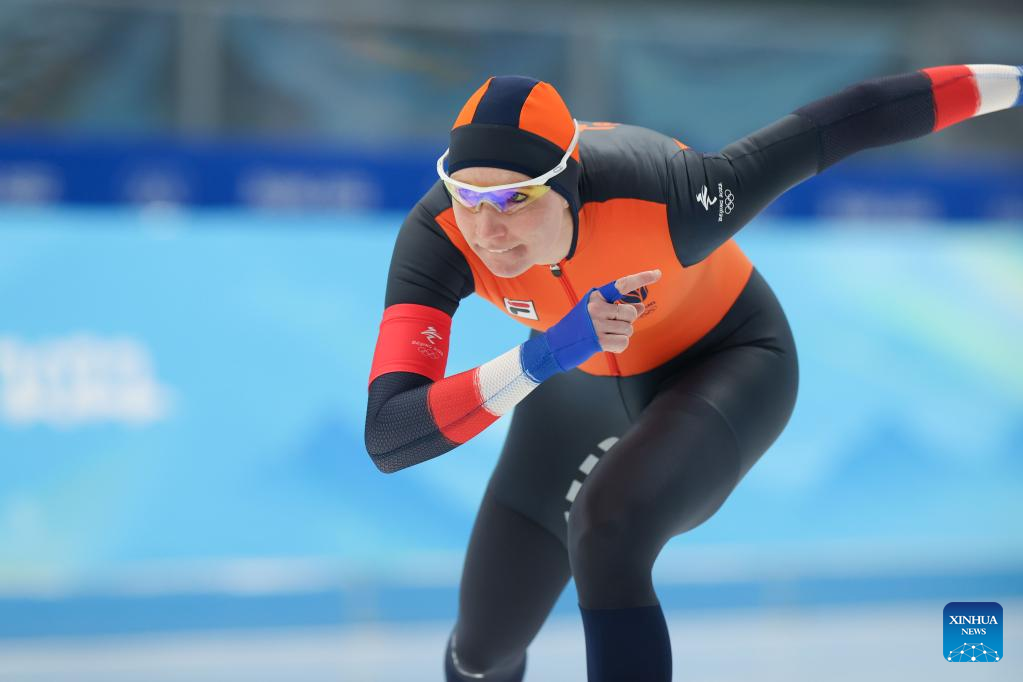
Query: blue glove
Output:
[[520, 280, 623, 382]]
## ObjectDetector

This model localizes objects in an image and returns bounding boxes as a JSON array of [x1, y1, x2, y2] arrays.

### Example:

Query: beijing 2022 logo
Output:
[[944, 602, 1002, 662]]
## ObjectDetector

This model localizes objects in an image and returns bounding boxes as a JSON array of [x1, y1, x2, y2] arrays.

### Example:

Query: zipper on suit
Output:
[[549, 260, 622, 376]]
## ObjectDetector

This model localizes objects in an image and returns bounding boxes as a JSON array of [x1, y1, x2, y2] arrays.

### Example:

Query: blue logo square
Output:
[[944, 602, 1002, 662]]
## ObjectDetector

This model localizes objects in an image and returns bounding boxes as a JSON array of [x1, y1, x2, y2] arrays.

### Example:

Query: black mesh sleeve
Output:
[[365, 372, 460, 474], [793, 70, 935, 172]]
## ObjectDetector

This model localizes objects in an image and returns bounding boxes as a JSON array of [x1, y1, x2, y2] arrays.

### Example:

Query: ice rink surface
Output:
[[1, 599, 1020, 682]]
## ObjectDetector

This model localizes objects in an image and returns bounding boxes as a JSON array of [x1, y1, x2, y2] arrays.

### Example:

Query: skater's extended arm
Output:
[[667, 64, 1023, 266]]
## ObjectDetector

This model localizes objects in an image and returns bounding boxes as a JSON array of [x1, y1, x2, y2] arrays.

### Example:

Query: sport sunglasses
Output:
[[436, 119, 580, 214]]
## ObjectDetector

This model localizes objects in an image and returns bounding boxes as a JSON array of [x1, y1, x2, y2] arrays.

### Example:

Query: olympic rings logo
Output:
[[412, 340, 444, 360], [722, 189, 735, 215]]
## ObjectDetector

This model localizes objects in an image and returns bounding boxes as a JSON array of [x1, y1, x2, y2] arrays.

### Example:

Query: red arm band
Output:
[[368, 303, 452, 387]]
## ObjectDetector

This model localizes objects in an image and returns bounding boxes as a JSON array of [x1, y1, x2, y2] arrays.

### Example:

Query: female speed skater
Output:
[[365, 64, 1022, 681]]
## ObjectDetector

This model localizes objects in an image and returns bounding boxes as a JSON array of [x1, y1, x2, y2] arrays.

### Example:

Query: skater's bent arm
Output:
[[364, 277, 643, 473], [667, 64, 1023, 266], [365, 190, 579, 474], [365, 330, 556, 474]]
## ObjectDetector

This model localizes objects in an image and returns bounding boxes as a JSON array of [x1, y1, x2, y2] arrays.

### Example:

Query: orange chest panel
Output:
[[434, 198, 753, 376]]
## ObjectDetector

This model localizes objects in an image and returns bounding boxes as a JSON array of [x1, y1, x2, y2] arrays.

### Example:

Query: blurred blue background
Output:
[[0, 1, 1021, 680]]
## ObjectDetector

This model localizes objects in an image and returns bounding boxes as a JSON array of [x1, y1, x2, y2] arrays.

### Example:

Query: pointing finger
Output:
[[615, 269, 662, 297]]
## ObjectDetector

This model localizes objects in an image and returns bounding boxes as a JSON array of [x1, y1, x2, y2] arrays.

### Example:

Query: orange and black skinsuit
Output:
[[364, 67, 1021, 682]]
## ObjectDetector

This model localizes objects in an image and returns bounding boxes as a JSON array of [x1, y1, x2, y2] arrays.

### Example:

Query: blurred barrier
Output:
[[2, 566, 1021, 639], [0, 134, 436, 211], [0, 134, 1020, 218]]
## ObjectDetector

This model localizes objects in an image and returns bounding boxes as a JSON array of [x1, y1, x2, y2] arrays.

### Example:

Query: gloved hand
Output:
[[522, 268, 661, 381]]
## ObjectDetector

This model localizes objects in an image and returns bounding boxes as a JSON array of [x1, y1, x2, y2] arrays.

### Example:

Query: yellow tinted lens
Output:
[[502, 185, 551, 212]]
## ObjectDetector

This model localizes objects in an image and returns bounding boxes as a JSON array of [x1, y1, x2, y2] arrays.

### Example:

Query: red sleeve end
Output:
[[921, 65, 980, 131]]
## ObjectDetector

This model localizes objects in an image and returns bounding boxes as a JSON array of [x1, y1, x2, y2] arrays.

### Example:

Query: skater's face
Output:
[[449, 167, 572, 279]]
